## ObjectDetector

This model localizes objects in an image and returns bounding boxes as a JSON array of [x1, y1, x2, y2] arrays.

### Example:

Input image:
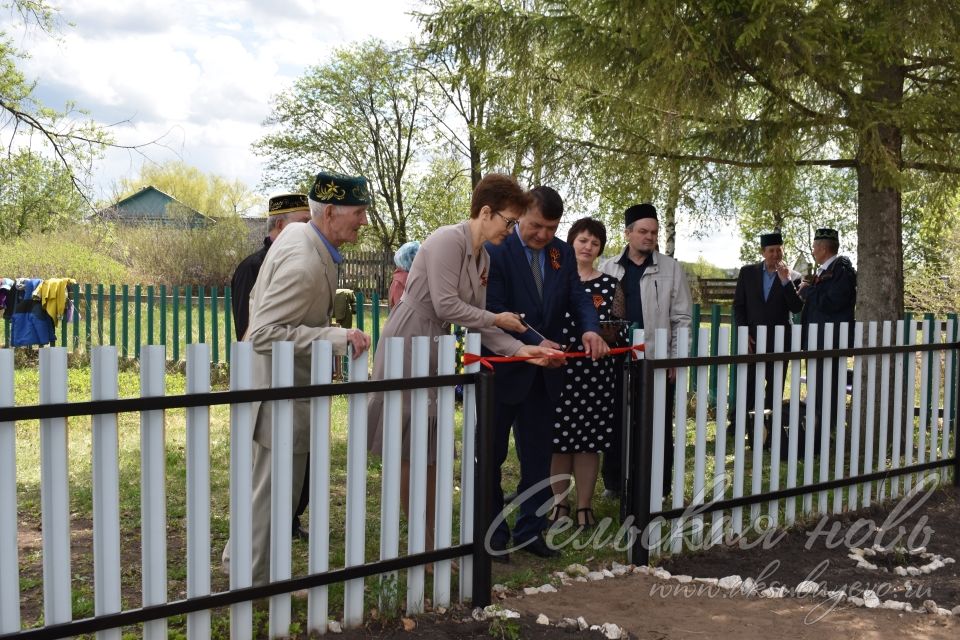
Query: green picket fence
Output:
[[2, 284, 236, 365]]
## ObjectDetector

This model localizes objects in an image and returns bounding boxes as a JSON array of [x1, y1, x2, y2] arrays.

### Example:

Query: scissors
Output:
[[516, 314, 572, 352]]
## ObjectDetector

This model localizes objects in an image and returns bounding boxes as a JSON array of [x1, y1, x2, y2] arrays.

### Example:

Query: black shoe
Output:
[[292, 524, 309, 541], [489, 538, 510, 564], [519, 534, 560, 559]]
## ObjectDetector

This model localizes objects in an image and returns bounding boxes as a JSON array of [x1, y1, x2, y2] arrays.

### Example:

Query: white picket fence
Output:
[[639, 319, 958, 558], [0, 333, 483, 639]]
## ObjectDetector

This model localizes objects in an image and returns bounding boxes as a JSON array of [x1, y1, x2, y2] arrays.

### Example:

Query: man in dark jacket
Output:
[[484, 186, 607, 561], [799, 227, 857, 438], [231, 194, 312, 340], [733, 232, 803, 446], [229, 193, 311, 539]]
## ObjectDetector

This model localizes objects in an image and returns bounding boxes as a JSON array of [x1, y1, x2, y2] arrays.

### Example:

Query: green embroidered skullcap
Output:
[[309, 171, 372, 206], [814, 228, 839, 241], [267, 193, 309, 216]]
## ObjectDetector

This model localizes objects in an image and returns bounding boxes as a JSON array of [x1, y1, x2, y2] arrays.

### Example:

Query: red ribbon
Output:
[[463, 344, 645, 370]]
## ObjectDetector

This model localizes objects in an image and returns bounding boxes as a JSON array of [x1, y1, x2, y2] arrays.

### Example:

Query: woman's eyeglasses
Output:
[[494, 211, 520, 230]]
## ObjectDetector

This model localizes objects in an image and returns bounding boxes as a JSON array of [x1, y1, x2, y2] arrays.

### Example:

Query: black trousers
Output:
[[603, 373, 675, 498], [293, 456, 309, 532]]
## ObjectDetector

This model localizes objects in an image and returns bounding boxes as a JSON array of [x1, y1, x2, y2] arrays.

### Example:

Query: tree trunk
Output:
[[856, 63, 904, 323], [662, 160, 682, 257]]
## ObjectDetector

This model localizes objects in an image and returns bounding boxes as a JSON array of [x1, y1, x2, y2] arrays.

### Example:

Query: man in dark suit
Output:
[[732, 231, 803, 447], [485, 186, 608, 560], [799, 227, 857, 435], [230, 193, 313, 540]]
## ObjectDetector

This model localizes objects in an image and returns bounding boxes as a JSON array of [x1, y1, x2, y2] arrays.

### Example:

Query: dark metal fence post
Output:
[[954, 333, 960, 487], [472, 369, 495, 608], [628, 358, 655, 567]]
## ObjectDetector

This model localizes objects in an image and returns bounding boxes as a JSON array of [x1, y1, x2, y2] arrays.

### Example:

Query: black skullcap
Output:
[[760, 232, 783, 248], [624, 203, 657, 227]]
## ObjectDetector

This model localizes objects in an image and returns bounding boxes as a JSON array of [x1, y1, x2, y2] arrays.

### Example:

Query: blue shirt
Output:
[[762, 268, 777, 301], [310, 221, 343, 264]]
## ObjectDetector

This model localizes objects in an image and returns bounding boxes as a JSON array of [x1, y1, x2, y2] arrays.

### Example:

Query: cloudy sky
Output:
[[6, 0, 741, 266]]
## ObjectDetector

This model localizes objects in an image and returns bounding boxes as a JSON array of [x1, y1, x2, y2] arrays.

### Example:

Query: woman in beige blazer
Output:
[[367, 173, 560, 553]]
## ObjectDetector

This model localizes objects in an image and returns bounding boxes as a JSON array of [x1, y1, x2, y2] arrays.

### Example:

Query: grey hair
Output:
[[268, 210, 305, 232]]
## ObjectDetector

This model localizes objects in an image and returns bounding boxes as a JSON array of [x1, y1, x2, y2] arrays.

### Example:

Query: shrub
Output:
[[0, 227, 130, 284]]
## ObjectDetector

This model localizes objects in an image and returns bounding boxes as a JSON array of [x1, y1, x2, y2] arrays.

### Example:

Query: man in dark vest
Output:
[[230, 193, 312, 540], [732, 231, 803, 447]]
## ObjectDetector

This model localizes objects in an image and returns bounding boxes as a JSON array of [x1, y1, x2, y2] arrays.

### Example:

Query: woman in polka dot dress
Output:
[[548, 218, 626, 529]]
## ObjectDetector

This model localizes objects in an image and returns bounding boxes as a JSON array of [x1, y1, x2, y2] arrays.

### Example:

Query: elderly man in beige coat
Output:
[[239, 171, 372, 586]]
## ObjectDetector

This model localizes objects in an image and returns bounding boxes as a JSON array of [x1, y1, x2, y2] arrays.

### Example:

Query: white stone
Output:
[[910, 546, 927, 555], [674, 575, 693, 584], [930, 559, 945, 570], [857, 560, 878, 571], [882, 600, 907, 611], [795, 581, 821, 596], [472, 607, 486, 621], [760, 586, 788, 599], [634, 565, 651, 575], [907, 567, 921, 576], [575, 577, 588, 583], [653, 568, 672, 580], [601, 622, 623, 639], [863, 591, 881, 609], [718, 575, 743, 591], [611, 562, 629, 576], [539, 584, 558, 594], [577, 616, 589, 631], [944, 557, 956, 564], [849, 547, 865, 557], [863, 548, 877, 557], [523, 587, 540, 596], [602, 569, 616, 579], [740, 577, 757, 596], [894, 566, 908, 576], [847, 553, 863, 562], [436, 607, 447, 615], [923, 600, 939, 614], [590, 625, 602, 632], [694, 577, 719, 586], [492, 584, 508, 594], [553, 571, 568, 579], [565, 563, 589, 577], [951, 606, 960, 616], [558, 618, 578, 629], [327, 621, 342, 633], [848, 596, 865, 607], [937, 608, 952, 616], [921, 566, 932, 575], [536, 614, 550, 626], [587, 571, 606, 582]]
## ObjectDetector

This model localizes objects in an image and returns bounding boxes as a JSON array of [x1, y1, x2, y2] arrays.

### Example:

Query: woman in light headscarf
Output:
[[388, 240, 420, 309]]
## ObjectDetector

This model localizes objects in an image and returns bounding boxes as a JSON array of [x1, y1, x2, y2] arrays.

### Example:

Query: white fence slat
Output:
[[406, 337, 430, 613], [91, 347, 121, 640], [943, 321, 955, 470], [0, 349, 19, 633], [379, 338, 404, 609], [731, 327, 748, 535], [186, 343, 212, 640], [39, 347, 71, 626], [848, 324, 864, 509], [269, 341, 295, 638], [750, 326, 767, 525], [802, 324, 818, 516], [832, 324, 848, 515], [817, 324, 834, 515], [669, 328, 689, 554], [692, 328, 709, 545], [308, 340, 333, 636], [711, 327, 729, 544], [917, 319, 930, 488], [229, 342, 254, 640], [863, 323, 878, 507], [140, 345, 167, 640], [344, 346, 370, 628], [459, 333, 482, 601], [434, 335, 456, 607], [785, 325, 803, 525], [876, 322, 892, 501], [647, 331, 668, 556], [929, 320, 942, 465], [904, 321, 918, 493], [767, 326, 785, 527], [890, 321, 905, 499]]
